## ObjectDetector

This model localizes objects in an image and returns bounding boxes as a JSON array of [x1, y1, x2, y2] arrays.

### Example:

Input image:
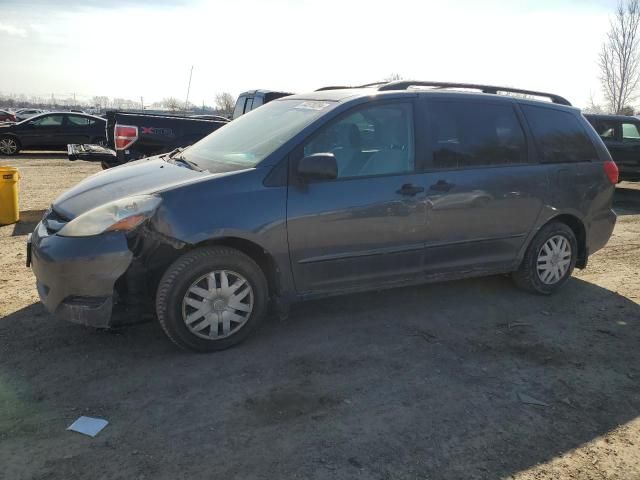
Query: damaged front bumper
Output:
[[30, 220, 134, 328]]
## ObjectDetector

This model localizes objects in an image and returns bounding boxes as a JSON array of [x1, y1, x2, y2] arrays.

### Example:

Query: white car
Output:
[[15, 109, 46, 121]]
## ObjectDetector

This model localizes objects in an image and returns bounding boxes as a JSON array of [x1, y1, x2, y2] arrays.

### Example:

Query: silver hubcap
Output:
[[537, 235, 572, 285], [0, 138, 17, 154], [181, 270, 254, 340]]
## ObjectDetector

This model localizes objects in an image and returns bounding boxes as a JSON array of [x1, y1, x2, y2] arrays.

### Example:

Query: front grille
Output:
[[43, 207, 70, 234]]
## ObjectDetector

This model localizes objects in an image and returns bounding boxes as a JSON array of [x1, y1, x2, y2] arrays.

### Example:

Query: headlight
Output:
[[57, 195, 162, 237]]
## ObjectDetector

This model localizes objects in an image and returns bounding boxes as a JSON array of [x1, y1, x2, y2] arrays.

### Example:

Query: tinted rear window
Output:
[[429, 101, 527, 169], [522, 105, 597, 163]]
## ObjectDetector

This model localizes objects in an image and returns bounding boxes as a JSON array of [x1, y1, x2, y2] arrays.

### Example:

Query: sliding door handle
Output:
[[397, 183, 425, 196], [429, 180, 453, 192]]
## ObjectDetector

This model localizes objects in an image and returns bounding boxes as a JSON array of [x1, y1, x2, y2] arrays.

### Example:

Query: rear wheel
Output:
[[0, 136, 20, 155], [156, 246, 268, 352], [512, 222, 577, 294]]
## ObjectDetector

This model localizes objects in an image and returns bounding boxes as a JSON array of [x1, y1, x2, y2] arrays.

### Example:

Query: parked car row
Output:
[[0, 90, 294, 166], [27, 81, 618, 352], [67, 89, 293, 168], [0, 112, 107, 155]]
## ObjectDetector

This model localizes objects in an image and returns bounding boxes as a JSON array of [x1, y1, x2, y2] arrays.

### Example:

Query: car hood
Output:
[[52, 157, 206, 219]]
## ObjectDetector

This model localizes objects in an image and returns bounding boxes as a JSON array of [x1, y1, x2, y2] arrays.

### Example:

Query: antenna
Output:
[[184, 65, 193, 111]]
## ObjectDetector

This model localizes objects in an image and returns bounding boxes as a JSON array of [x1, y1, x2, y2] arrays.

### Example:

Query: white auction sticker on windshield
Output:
[[294, 101, 332, 111]]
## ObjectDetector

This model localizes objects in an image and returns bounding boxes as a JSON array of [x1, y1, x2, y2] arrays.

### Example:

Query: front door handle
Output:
[[397, 183, 425, 196]]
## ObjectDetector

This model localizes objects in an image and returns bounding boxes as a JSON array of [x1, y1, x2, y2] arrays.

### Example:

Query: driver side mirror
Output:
[[297, 153, 338, 182]]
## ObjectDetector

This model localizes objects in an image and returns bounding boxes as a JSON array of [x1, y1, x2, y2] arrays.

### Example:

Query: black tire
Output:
[[156, 246, 268, 352], [513, 222, 578, 295], [0, 136, 20, 155]]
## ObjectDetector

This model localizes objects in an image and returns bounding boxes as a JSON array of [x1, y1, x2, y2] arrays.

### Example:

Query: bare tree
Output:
[[215, 92, 236, 115], [163, 97, 181, 111], [384, 73, 403, 82], [621, 105, 636, 115], [92, 96, 109, 110], [599, 0, 640, 114], [583, 92, 606, 114]]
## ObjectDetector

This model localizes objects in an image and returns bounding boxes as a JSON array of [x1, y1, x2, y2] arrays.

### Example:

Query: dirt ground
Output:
[[1, 153, 640, 480]]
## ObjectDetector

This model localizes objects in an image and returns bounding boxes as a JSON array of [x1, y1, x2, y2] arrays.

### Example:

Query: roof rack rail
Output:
[[315, 81, 387, 92], [377, 80, 571, 106]]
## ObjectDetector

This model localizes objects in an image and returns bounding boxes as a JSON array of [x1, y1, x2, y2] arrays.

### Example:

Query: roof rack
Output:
[[377, 80, 571, 106], [315, 81, 387, 92]]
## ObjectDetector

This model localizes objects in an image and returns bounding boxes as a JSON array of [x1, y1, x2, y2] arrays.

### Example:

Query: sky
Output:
[[0, 0, 624, 108]]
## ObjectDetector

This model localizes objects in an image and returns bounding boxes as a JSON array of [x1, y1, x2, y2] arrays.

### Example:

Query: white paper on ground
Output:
[[67, 416, 108, 437]]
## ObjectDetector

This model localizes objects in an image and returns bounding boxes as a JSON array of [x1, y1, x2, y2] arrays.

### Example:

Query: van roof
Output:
[[283, 80, 572, 108]]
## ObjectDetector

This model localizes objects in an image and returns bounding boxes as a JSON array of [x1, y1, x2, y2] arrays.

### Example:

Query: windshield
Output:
[[183, 99, 335, 171]]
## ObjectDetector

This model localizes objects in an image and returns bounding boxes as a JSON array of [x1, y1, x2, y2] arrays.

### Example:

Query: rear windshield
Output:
[[185, 99, 335, 171]]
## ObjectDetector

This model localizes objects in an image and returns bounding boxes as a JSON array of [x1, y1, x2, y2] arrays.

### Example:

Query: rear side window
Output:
[[67, 115, 96, 126], [428, 101, 527, 169], [232, 97, 247, 119], [244, 97, 254, 114], [522, 105, 597, 163]]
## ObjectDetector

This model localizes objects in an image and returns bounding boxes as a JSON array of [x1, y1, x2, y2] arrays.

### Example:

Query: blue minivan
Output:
[[28, 81, 618, 351]]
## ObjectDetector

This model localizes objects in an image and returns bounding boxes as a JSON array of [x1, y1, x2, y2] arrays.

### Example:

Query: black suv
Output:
[[29, 81, 617, 352], [585, 114, 640, 181]]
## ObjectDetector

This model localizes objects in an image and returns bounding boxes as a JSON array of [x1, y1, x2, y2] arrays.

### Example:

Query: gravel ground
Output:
[[1, 153, 640, 480]]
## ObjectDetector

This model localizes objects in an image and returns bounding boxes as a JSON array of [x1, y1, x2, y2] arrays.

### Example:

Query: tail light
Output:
[[604, 160, 619, 184], [114, 124, 138, 150]]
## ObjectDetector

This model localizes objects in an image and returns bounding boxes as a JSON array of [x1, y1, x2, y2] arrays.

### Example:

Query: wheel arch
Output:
[[0, 133, 21, 146], [191, 236, 281, 297]]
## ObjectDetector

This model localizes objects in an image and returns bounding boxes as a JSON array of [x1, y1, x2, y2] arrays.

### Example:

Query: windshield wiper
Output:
[[158, 147, 204, 171], [159, 147, 183, 159], [170, 155, 205, 172]]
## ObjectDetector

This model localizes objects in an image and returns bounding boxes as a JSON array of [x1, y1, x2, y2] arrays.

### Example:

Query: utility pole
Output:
[[140, 96, 144, 110], [184, 65, 193, 111]]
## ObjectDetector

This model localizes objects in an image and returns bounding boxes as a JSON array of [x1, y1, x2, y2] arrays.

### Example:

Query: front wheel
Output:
[[156, 246, 268, 352], [0, 136, 20, 155], [512, 222, 577, 295]]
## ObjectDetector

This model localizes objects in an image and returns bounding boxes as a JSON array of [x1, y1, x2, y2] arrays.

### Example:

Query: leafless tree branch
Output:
[[599, 0, 640, 114], [215, 92, 236, 116]]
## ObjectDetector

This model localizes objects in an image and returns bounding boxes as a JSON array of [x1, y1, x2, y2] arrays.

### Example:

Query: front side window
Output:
[[622, 122, 640, 141], [428, 101, 527, 169], [304, 102, 415, 178], [522, 105, 597, 163], [30, 115, 63, 127]]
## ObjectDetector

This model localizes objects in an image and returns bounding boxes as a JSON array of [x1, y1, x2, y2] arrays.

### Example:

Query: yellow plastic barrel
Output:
[[0, 166, 20, 225]]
